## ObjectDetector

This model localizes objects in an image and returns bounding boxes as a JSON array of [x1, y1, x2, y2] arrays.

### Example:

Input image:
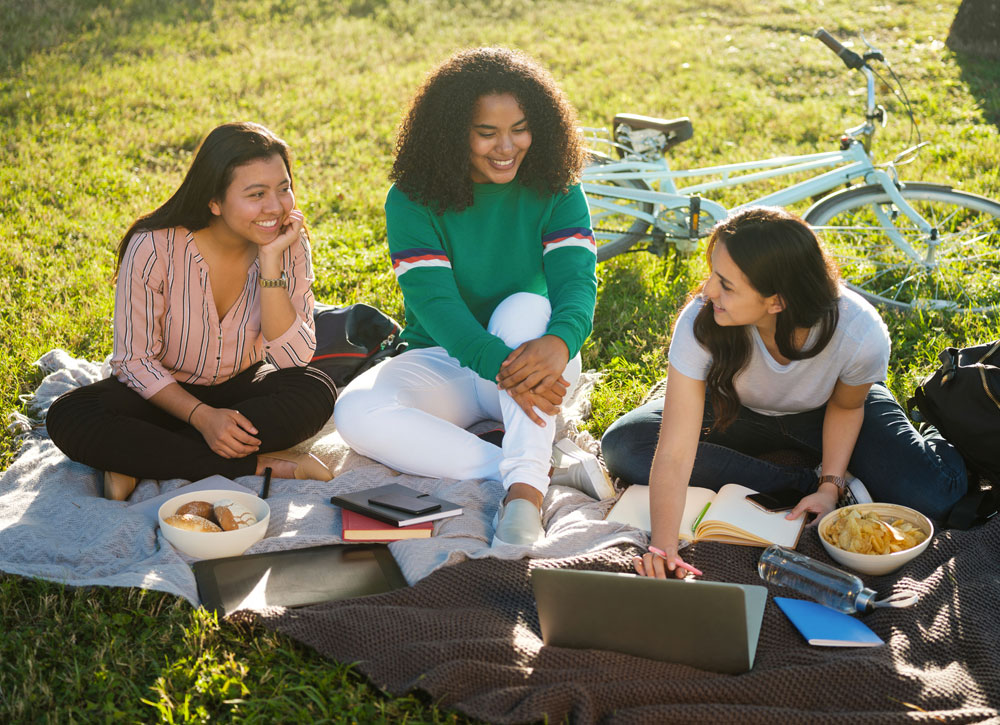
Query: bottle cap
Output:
[[855, 588, 878, 612]]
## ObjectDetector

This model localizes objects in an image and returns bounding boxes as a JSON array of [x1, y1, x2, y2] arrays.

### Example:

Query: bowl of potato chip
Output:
[[818, 503, 933, 576]]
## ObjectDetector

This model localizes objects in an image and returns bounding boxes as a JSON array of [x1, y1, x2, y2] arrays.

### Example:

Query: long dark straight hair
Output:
[[114, 122, 294, 277], [692, 207, 841, 429]]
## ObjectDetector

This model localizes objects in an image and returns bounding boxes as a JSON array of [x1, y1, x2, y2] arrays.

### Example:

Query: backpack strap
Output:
[[944, 477, 1000, 530], [906, 385, 929, 424]]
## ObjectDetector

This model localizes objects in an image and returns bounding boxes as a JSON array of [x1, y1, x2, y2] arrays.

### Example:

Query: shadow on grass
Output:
[[950, 51, 1000, 129], [0, 0, 215, 76], [592, 249, 696, 366]]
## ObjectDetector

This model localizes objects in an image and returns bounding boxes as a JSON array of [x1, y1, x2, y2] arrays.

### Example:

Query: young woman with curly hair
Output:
[[334, 47, 613, 546], [600, 207, 968, 578], [47, 122, 336, 500]]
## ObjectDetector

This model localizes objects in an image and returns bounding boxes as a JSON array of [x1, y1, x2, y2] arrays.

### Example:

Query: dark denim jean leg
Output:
[[693, 404, 822, 494], [844, 383, 967, 520]]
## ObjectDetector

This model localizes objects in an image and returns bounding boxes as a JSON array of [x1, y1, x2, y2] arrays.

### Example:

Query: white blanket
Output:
[[0, 350, 646, 606]]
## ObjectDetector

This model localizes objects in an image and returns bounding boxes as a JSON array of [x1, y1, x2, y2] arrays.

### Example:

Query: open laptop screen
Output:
[[531, 568, 767, 674]]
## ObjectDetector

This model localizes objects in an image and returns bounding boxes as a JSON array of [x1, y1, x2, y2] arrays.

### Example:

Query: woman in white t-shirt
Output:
[[600, 207, 968, 579]]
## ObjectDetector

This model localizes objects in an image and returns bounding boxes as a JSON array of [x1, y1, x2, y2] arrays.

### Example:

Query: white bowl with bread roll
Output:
[[158, 489, 270, 559]]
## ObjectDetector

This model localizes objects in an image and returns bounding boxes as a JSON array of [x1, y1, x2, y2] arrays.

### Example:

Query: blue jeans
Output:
[[600, 383, 967, 521]]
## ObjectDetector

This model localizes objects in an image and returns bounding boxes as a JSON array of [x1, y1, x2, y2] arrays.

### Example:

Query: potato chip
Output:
[[823, 508, 927, 555]]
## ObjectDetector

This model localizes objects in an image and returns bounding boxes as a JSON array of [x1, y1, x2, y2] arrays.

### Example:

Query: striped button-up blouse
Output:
[[111, 226, 316, 399]]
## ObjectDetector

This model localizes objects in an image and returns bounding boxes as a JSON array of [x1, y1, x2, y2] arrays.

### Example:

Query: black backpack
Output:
[[907, 340, 1000, 529], [309, 303, 407, 387]]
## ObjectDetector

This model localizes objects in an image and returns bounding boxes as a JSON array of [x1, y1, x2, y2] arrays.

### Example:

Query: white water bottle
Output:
[[758, 545, 917, 613]]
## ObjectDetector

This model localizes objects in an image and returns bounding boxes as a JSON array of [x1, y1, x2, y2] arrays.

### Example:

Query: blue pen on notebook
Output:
[[691, 502, 711, 534]]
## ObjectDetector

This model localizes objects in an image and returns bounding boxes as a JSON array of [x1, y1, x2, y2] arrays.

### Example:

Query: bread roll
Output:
[[213, 499, 258, 531], [164, 513, 222, 533], [175, 500, 215, 521]]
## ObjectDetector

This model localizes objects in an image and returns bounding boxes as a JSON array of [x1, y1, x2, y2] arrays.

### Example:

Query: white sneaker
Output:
[[815, 466, 873, 507], [550, 438, 616, 500], [841, 472, 873, 507], [491, 498, 544, 546]]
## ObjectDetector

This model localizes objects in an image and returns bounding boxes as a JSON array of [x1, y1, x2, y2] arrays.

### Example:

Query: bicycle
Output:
[[581, 28, 1000, 314]]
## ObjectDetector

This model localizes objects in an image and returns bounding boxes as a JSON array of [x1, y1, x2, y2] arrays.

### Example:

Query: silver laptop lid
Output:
[[531, 568, 767, 674]]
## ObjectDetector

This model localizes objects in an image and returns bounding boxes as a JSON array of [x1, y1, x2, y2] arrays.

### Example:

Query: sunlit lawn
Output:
[[2, 0, 998, 720]]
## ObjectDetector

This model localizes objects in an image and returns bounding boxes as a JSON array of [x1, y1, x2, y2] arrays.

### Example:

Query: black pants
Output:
[[47, 363, 336, 481]]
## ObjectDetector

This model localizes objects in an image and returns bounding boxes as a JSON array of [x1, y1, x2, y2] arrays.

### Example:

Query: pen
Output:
[[648, 545, 703, 576], [261, 467, 272, 500], [691, 502, 711, 534]]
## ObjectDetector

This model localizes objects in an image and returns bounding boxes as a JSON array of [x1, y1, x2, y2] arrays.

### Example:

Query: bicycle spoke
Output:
[[806, 185, 1000, 313]]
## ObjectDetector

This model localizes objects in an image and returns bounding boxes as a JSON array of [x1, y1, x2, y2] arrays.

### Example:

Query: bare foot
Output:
[[255, 455, 297, 478]]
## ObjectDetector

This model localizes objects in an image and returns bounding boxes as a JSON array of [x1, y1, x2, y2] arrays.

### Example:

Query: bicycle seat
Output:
[[613, 114, 693, 151]]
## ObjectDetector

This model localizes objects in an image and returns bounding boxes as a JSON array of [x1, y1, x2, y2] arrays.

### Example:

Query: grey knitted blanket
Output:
[[252, 520, 1000, 724], [0, 350, 641, 604]]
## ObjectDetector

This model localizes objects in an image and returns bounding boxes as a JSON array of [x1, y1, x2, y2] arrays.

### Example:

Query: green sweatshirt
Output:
[[386, 181, 598, 382]]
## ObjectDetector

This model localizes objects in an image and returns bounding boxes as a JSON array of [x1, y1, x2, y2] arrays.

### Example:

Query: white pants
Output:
[[334, 293, 582, 494]]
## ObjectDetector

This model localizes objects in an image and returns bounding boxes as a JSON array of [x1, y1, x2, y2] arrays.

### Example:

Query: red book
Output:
[[341, 509, 434, 541]]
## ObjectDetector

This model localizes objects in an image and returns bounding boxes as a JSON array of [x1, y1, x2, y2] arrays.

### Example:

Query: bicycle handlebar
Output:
[[814, 28, 865, 70]]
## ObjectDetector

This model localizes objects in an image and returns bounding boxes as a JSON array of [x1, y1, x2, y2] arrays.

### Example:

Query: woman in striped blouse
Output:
[[333, 48, 612, 547], [48, 122, 336, 500]]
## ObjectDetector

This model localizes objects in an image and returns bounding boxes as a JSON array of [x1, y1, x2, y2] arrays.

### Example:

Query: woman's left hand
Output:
[[497, 335, 569, 394], [786, 488, 838, 522], [258, 208, 304, 264], [505, 373, 571, 425]]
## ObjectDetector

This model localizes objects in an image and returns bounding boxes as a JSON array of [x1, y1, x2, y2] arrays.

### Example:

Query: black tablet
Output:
[[193, 543, 407, 616]]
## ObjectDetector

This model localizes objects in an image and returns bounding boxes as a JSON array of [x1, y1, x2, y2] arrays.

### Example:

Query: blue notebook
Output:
[[775, 597, 884, 647]]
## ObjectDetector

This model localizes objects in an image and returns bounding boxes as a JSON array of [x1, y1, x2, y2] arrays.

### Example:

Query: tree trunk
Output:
[[947, 0, 1000, 58]]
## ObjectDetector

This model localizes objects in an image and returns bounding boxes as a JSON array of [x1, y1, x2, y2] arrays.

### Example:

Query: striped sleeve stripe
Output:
[[391, 248, 451, 277], [541, 227, 596, 256]]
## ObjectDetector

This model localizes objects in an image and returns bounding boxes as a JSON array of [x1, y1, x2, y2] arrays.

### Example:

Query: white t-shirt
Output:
[[667, 287, 890, 416]]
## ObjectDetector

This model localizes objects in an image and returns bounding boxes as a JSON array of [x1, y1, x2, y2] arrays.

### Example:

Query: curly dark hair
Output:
[[390, 47, 585, 213]]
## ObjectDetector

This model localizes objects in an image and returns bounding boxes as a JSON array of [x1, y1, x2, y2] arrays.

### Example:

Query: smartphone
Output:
[[745, 489, 801, 513], [368, 493, 441, 516]]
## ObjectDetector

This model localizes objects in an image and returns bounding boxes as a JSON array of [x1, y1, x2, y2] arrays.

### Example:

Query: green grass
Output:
[[2, 0, 999, 720]]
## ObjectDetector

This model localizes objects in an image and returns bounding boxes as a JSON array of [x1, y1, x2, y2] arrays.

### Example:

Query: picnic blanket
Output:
[[0, 349, 644, 605], [250, 522, 1000, 724], [5, 352, 999, 723]]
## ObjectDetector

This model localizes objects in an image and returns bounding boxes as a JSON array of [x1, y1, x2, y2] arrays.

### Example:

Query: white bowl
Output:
[[157, 489, 270, 559], [817, 503, 933, 576]]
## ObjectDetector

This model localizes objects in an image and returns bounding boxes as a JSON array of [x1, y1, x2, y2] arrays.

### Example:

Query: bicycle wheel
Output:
[[583, 153, 653, 262], [805, 183, 1000, 314]]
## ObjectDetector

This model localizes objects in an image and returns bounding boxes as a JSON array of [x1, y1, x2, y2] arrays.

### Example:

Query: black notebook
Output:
[[330, 483, 463, 527], [193, 543, 407, 616]]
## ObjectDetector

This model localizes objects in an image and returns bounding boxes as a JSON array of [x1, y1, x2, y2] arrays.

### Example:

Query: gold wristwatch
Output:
[[259, 273, 288, 289]]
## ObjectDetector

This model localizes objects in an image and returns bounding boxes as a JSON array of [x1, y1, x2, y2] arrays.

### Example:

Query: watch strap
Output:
[[818, 473, 849, 504], [259, 273, 288, 288]]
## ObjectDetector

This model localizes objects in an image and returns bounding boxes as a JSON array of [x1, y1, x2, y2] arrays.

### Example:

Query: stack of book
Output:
[[332, 483, 463, 542]]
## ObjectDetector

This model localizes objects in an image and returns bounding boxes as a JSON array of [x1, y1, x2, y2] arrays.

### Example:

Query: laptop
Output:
[[194, 543, 407, 616], [531, 568, 767, 674]]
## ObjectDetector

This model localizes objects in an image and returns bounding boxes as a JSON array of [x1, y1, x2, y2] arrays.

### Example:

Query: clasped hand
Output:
[[190, 405, 261, 459], [496, 335, 570, 426]]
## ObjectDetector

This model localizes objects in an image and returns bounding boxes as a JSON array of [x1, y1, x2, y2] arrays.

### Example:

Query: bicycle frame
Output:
[[582, 64, 934, 263]]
